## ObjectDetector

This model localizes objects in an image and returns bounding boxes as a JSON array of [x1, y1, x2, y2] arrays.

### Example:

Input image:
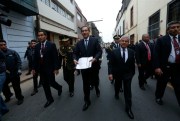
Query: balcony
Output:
[[0, 0, 38, 16]]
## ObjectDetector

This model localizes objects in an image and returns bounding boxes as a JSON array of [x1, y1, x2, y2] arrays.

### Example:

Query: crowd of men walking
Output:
[[0, 21, 180, 120]]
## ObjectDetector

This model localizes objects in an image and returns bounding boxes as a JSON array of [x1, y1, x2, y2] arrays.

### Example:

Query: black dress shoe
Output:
[[120, 88, 123, 92], [111, 80, 114, 84], [96, 88, 100, 97], [4, 98, 10, 103], [44, 100, 54, 108], [90, 85, 94, 90], [126, 109, 134, 119], [69, 92, 74, 97], [17, 99, 24, 105], [82, 102, 91, 111], [156, 98, 163, 105], [58, 86, 62, 96], [115, 94, 119, 100], [31, 90, 38, 96], [140, 86, 146, 90]]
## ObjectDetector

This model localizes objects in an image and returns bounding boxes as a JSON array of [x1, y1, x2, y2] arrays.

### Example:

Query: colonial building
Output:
[[115, 0, 180, 43], [0, 0, 38, 69]]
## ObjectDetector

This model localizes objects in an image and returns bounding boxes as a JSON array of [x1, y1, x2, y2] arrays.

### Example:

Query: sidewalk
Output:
[[20, 70, 33, 83]]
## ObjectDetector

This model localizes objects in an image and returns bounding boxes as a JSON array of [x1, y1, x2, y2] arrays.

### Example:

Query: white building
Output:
[[115, 0, 180, 43], [37, 0, 78, 48]]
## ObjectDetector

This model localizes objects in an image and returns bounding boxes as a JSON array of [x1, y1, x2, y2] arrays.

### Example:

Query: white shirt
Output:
[[168, 35, 179, 63], [120, 47, 128, 62]]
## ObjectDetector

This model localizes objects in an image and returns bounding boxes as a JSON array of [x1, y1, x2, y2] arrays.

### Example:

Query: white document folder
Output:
[[76, 57, 93, 69]]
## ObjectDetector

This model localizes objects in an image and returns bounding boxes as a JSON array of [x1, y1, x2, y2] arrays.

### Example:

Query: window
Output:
[[130, 7, 133, 27], [77, 13, 82, 22], [148, 11, 160, 39], [119, 26, 121, 35], [51, 2, 58, 11], [168, 0, 180, 23], [41, 0, 50, 6], [123, 20, 125, 34]]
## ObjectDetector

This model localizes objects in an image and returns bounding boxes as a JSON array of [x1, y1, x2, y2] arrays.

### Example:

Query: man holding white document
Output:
[[73, 26, 102, 111]]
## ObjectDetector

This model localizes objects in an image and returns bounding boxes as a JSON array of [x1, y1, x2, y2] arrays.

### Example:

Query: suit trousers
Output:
[[114, 75, 132, 109], [155, 64, 180, 106], [40, 68, 62, 101], [3, 74, 23, 100], [138, 61, 153, 87], [63, 68, 75, 93], [81, 67, 99, 103]]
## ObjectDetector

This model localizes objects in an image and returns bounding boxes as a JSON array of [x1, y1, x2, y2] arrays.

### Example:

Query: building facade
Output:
[[37, 0, 78, 48], [115, 0, 180, 43], [75, 1, 87, 42], [0, 0, 38, 69]]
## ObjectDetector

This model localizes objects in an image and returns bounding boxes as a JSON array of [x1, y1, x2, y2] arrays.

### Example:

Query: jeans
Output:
[[0, 72, 8, 120]]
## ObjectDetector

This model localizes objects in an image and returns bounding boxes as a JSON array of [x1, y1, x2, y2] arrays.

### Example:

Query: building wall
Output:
[[37, 0, 76, 36], [137, 0, 172, 40], [1, 10, 35, 69], [115, 0, 173, 42]]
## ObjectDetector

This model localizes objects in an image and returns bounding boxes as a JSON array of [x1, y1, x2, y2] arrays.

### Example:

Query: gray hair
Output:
[[167, 21, 180, 30]]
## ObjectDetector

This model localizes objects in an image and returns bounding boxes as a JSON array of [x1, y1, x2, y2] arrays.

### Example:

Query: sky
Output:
[[75, 0, 122, 42]]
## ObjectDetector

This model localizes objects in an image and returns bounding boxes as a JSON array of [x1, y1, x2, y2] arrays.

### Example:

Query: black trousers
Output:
[[63, 68, 74, 93], [33, 72, 39, 91], [3, 75, 24, 100], [155, 64, 180, 106], [138, 61, 153, 87], [81, 67, 99, 103], [114, 75, 132, 109], [40, 69, 62, 101]]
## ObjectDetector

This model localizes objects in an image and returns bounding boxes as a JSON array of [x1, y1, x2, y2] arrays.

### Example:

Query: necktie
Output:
[[145, 43, 151, 61], [40, 43, 45, 64], [116, 44, 119, 48], [85, 40, 88, 49], [122, 48, 125, 63], [173, 37, 180, 63]]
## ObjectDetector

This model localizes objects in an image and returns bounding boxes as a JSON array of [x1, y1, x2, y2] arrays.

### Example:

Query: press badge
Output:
[[176, 49, 180, 55]]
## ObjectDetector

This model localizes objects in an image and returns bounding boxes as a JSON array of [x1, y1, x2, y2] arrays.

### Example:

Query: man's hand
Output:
[[54, 70, 59, 75], [18, 69, 22, 75], [74, 60, 78, 65], [155, 68, 163, 76], [89, 58, 96, 63], [32, 70, 36, 75], [108, 74, 113, 81], [137, 64, 141, 67]]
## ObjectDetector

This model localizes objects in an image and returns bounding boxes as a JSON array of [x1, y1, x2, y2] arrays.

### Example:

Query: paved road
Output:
[[2, 50, 180, 121]]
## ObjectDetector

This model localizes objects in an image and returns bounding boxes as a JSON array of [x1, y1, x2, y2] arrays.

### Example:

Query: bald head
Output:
[[142, 34, 150, 43], [119, 36, 129, 48]]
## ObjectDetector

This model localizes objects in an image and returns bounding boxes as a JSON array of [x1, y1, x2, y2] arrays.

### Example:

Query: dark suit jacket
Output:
[[33, 41, 60, 73], [135, 41, 154, 65], [108, 48, 135, 80], [153, 35, 180, 69], [73, 36, 102, 69]]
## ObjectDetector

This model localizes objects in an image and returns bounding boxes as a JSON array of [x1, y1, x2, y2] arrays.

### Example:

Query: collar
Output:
[[84, 37, 89, 41], [120, 47, 127, 51], [41, 40, 47, 45], [169, 34, 179, 40]]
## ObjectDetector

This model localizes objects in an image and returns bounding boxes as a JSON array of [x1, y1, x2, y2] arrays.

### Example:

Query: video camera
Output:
[[0, 4, 11, 26]]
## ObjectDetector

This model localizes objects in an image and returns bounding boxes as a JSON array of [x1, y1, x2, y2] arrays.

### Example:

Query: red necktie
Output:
[[145, 43, 151, 61], [173, 37, 180, 63]]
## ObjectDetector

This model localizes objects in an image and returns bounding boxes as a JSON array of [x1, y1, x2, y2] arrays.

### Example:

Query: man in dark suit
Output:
[[32, 30, 62, 108], [73, 26, 102, 111], [107, 35, 123, 92], [108, 36, 135, 119], [153, 21, 180, 106], [135, 34, 154, 90]]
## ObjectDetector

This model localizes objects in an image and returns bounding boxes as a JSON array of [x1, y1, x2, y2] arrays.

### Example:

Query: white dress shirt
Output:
[[120, 47, 128, 62]]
